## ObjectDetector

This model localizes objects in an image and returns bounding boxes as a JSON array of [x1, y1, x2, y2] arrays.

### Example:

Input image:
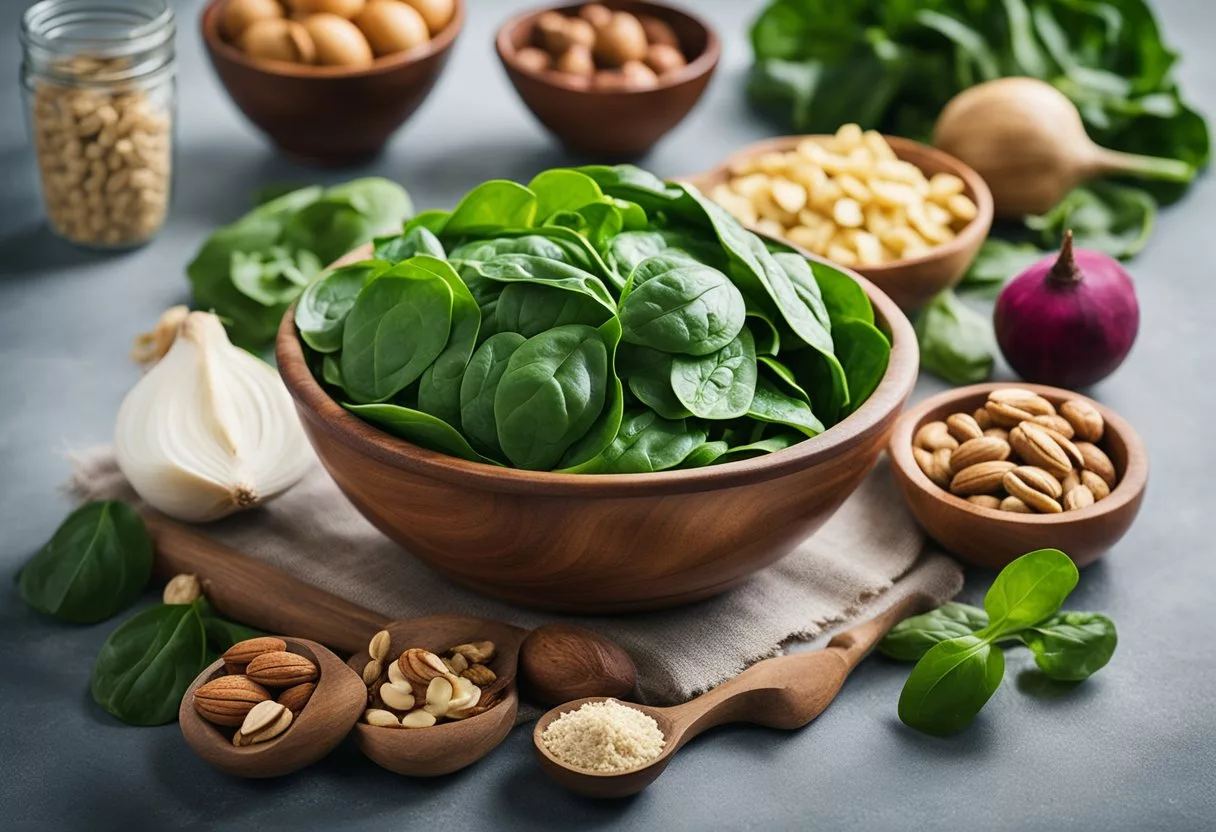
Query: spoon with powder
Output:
[[532, 591, 930, 798]]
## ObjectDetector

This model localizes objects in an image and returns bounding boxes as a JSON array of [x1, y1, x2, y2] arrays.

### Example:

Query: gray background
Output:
[[1, 0, 1213, 829]]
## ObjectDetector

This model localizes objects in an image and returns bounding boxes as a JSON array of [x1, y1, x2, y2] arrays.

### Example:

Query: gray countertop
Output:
[[1, 1, 1214, 829]]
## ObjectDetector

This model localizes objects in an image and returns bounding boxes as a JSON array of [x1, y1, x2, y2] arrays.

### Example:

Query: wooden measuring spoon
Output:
[[179, 637, 365, 778], [533, 592, 930, 799]]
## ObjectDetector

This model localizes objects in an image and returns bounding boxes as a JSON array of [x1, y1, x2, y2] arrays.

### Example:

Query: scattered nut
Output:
[[1063, 486, 1095, 512], [1003, 467, 1063, 513], [1076, 442, 1117, 488], [950, 436, 1012, 472], [556, 44, 595, 77], [1081, 470, 1111, 501], [246, 651, 319, 687], [1000, 496, 1032, 513], [162, 573, 202, 605], [194, 675, 272, 727], [1009, 422, 1073, 479], [973, 407, 993, 430], [461, 664, 497, 686], [515, 46, 552, 73], [222, 0, 284, 42], [984, 427, 1010, 442], [400, 710, 437, 728], [644, 43, 685, 76], [368, 630, 392, 663], [443, 653, 469, 675], [397, 648, 450, 685], [967, 495, 1002, 509], [1060, 399, 1104, 442], [221, 637, 288, 674], [450, 641, 496, 665], [593, 11, 648, 67], [239, 699, 287, 737], [379, 681, 416, 711], [354, 0, 428, 57], [1030, 413, 1075, 439], [364, 708, 401, 728], [303, 13, 373, 66], [362, 658, 383, 687]]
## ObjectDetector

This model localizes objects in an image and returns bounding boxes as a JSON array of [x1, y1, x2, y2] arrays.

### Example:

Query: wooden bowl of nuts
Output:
[[685, 130, 994, 312], [495, 1, 720, 157], [888, 383, 1148, 569], [200, 0, 463, 164]]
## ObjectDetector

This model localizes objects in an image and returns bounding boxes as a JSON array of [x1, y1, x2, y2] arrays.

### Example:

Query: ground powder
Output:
[[539, 699, 666, 773]]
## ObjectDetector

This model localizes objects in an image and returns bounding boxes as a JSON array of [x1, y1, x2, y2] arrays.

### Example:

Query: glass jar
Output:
[[20, 0, 176, 249]]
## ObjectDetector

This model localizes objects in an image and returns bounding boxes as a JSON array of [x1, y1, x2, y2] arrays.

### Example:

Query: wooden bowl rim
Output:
[[200, 0, 465, 80], [494, 0, 721, 95], [686, 135, 994, 275], [888, 382, 1148, 526], [276, 239, 918, 497]]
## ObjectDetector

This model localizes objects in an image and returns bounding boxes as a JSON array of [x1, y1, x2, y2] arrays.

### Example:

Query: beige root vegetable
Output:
[[933, 77, 1194, 217], [286, 0, 365, 19], [401, 0, 455, 36], [221, 0, 283, 42], [240, 18, 316, 64], [303, 13, 374, 66], [355, 0, 429, 56], [593, 11, 648, 67]]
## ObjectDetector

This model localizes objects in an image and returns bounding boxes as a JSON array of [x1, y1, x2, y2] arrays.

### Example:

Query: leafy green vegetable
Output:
[[959, 239, 1045, 295], [915, 290, 997, 385], [18, 502, 153, 624], [1025, 182, 1156, 259], [883, 549, 1116, 736], [297, 165, 892, 473], [188, 180, 412, 349]]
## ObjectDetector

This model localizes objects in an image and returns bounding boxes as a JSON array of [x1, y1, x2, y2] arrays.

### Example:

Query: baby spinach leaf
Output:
[[718, 431, 801, 462], [444, 180, 538, 235], [811, 260, 874, 326], [834, 318, 891, 418], [561, 410, 706, 474], [1026, 181, 1156, 259], [414, 256, 483, 428], [450, 235, 567, 264], [757, 355, 809, 401], [340, 272, 454, 403], [295, 260, 390, 353], [897, 635, 1006, 737], [324, 177, 414, 236], [577, 164, 686, 208], [959, 239, 1045, 295], [494, 324, 609, 470], [373, 226, 445, 264], [1020, 612, 1117, 682], [404, 209, 451, 236], [471, 254, 616, 312], [345, 403, 500, 465], [748, 310, 782, 356], [982, 548, 1078, 637], [671, 328, 759, 420], [879, 603, 990, 662], [91, 600, 208, 726], [679, 439, 730, 468], [619, 255, 747, 356], [747, 377, 824, 437], [528, 169, 606, 221], [915, 290, 996, 385], [460, 333, 527, 457], [322, 354, 344, 389], [558, 318, 626, 469], [18, 501, 153, 624], [281, 197, 376, 266], [495, 283, 612, 338], [619, 344, 693, 420]]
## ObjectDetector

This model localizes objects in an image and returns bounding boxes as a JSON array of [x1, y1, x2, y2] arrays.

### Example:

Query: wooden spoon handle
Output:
[[144, 512, 390, 654], [666, 592, 931, 741]]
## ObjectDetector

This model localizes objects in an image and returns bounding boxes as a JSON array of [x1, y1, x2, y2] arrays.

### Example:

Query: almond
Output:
[[946, 412, 983, 442], [1076, 442, 1117, 488], [973, 407, 993, 430], [424, 675, 455, 716], [1010, 423, 1073, 479], [239, 699, 286, 737], [1008, 465, 1063, 498], [221, 637, 287, 673], [914, 421, 958, 451], [914, 447, 950, 489], [1063, 486, 1095, 511], [1060, 399, 1104, 442], [246, 651, 318, 687], [1030, 414, 1075, 439], [1081, 470, 1111, 501], [949, 460, 1016, 496], [193, 675, 271, 727], [1000, 496, 1031, 513], [368, 630, 392, 663], [1061, 471, 1080, 494], [443, 653, 469, 675], [987, 388, 1057, 415], [983, 427, 1009, 442], [379, 681, 416, 711], [951, 436, 1011, 471], [1003, 468, 1062, 513], [235, 704, 292, 746], [1039, 426, 1084, 468], [162, 573, 202, 605], [967, 495, 1001, 509], [277, 683, 315, 715], [461, 664, 497, 686], [362, 658, 383, 687], [397, 648, 449, 686], [400, 710, 437, 728]]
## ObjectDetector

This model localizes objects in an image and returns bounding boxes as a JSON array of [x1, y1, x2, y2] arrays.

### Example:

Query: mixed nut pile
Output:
[[914, 388, 1118, 514], [192, 637, 318, 746], [515, 4, 688, 91], [707, 124, 979, 267], [219, 0, 455, 68], [360, 631, 501, 729]]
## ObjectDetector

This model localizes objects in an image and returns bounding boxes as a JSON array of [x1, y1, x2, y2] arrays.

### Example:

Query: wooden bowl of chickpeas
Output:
[[496, 2, 720, 157], [686, 128, 994, 312], [201, 0, 463, 164]]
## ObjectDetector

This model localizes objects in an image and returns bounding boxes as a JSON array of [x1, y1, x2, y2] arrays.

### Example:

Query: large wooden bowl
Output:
[[275, 247, 918, 612], [200, 0, 463, 165], [495, 1, 720, 157], [888, 383, 1148, 569], [685, 136, 994, 312]]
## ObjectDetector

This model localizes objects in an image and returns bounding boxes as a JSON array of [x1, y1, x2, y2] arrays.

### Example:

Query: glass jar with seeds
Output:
[[20, 0, 175, 249]]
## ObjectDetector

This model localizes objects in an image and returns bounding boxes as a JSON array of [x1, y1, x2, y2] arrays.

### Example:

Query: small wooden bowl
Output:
[[179, 638, 365, 778], [685, 136, 994, 312], [346, 616, 524, 777], [275, 243, 919, 612], [200, 0, 464, 165], [888, 383, 1148, 569], [495, 1, 720, 157]]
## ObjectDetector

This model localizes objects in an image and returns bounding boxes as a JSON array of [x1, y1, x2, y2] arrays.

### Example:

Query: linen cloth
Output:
[[71, 448, 962, 706]]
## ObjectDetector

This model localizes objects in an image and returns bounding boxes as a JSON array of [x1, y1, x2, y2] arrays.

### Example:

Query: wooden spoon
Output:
[[146, 513, 627, 776], [179, 637, 365, 778], [532, 592, 929, 799]]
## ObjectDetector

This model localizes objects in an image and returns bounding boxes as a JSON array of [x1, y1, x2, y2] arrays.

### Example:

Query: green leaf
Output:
[[295, 260, 390, 353], [444, 180, 538, 235], [373, 226, 445, 264], [18, 502, 153, 624], [560, 410, 706, 474], [557, 318, 626, 469], [879, 603, 990, 662], [833, 318, 890, 418], [678, 439, 730, 468], [528, 168, 606, 221], [618, 344, 693, 420], [1020, 611, 1117, 681], [915, 290, 995, 385], [459, 332, 526, 457], [281, 197, 376, 267], [671, 328, 759, 420], [618, 255, 747, 356], [493, 282, 612, 338], [1026, 182, 1157, 259], [897, 634, 1006, 737], [323, 178, 414, 236], [91, 601, 208, 726], [345, 403, 500, 465], [958, 239, 1045, 295], [746, 376, 824, 437], [982, 548, 1078, 638], [415, 256, 483, 428]]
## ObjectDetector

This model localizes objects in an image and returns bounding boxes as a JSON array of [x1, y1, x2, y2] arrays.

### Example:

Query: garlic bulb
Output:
[[114, 311, 312, 522]]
